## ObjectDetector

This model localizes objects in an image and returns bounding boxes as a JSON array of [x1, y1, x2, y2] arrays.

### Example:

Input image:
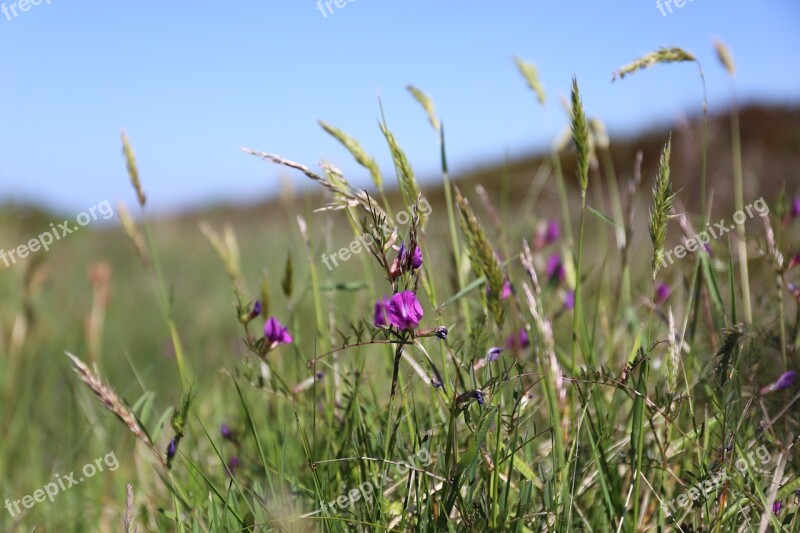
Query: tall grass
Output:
[[1, 42, 799, 533]]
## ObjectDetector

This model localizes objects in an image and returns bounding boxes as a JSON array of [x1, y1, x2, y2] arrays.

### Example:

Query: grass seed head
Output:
[[513, 57, 546, 106], [406, 85, 441, 132], [570, 76, 590, 193], [613, 47, 697, 81], [649, 136, 674, 279], [714, 39, 736, 77]]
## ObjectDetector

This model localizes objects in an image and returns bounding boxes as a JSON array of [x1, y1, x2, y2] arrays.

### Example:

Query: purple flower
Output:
[[227, 456, 240, 476], [486, 347, 502, 362], [563, 290, 575, 310], [410, 246, 423, 270], [774, 371, 796, 391], [373, 297, 390, 327], [772, 500, 782, 514], [505, 328, 530, 350], [166, 438, 177, 461], [788, 253, 800, 271], [249, 300, 262, 320], [789, 283, 800, 303], [655, 283, 671, 305], [501, 280, 512, 299], [393, 242, 423, 275], [220, 424, 234, 441], [534, 220, 560, 249], [264, 317, 293, 346], [486, 279, 513, 300], [387, 291, 424, 330], [456, 389, 485, 406], [546, 254, 565, 282], [760, 371, 796, 395], [791, 196, 800, 218], [474, 391, 485, 405]]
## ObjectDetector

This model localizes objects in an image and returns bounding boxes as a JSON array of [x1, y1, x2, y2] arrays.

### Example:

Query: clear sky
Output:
[[1, 1, 798, 213]]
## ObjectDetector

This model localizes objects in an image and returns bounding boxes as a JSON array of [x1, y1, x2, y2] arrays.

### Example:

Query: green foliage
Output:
[[3, 45, 799, 533]]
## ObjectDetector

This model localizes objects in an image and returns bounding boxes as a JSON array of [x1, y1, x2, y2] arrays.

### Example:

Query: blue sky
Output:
[[1, 1, 798, 213]]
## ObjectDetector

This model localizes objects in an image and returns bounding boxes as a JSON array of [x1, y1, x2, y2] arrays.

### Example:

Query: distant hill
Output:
[[2, 103, 798, 230]]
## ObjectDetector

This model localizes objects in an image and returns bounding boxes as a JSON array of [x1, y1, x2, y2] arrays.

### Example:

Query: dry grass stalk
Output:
[[65, 352, 167, 470]]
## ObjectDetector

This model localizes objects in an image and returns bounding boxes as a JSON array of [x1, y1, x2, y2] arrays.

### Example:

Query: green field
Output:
[[2, 46, 800, 532]]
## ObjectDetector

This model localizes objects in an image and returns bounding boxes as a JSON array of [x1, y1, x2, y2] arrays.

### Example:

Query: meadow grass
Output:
[[1, 42, 800, 532]]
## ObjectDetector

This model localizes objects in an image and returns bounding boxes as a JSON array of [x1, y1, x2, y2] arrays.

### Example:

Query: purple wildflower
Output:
[[788, 252, 800, 271], [373, 297, 390, 327], [249, 300, 262, 320], [792, 196, 800, 218], [486, 279, 513, 300], [760, 370, 796, 395], [789, 283, 800, 302], [563, 290, 575, 310], [456, 389, 485, 406], [774, 371, 796, 391], [227, 456, 240, 476], [546, 254, 565, 282], [505, 328, 530, 350], [220, 424, 234, 441], [501, 280, 512, 299], [387, 291, 424, 330], [655, 283, 671, 305], [166, 438, 177, 461], [772, 500, 782, 514], [392, 242, 423, 276], [264, 317, 293, 346], [534, 220, 560, 249], [410, 246, 423, 270], [486, 347, 502, 362]]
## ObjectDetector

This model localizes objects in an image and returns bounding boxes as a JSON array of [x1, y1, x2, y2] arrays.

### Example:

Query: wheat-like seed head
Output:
[[455, 187, 505, 327], [379, 122, 422, 219], [406, 85, 441, 132], [124, 483, 137, 533], [513, 57, 546, 106], [116, 203, 149, 266], [713, 39, 736, 77], [612, 47, 696, 81], [570, 77, 590, 194], [319, 120, 383, 190], [649, 137, 674, 279], [121, 132, 147, 208]]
